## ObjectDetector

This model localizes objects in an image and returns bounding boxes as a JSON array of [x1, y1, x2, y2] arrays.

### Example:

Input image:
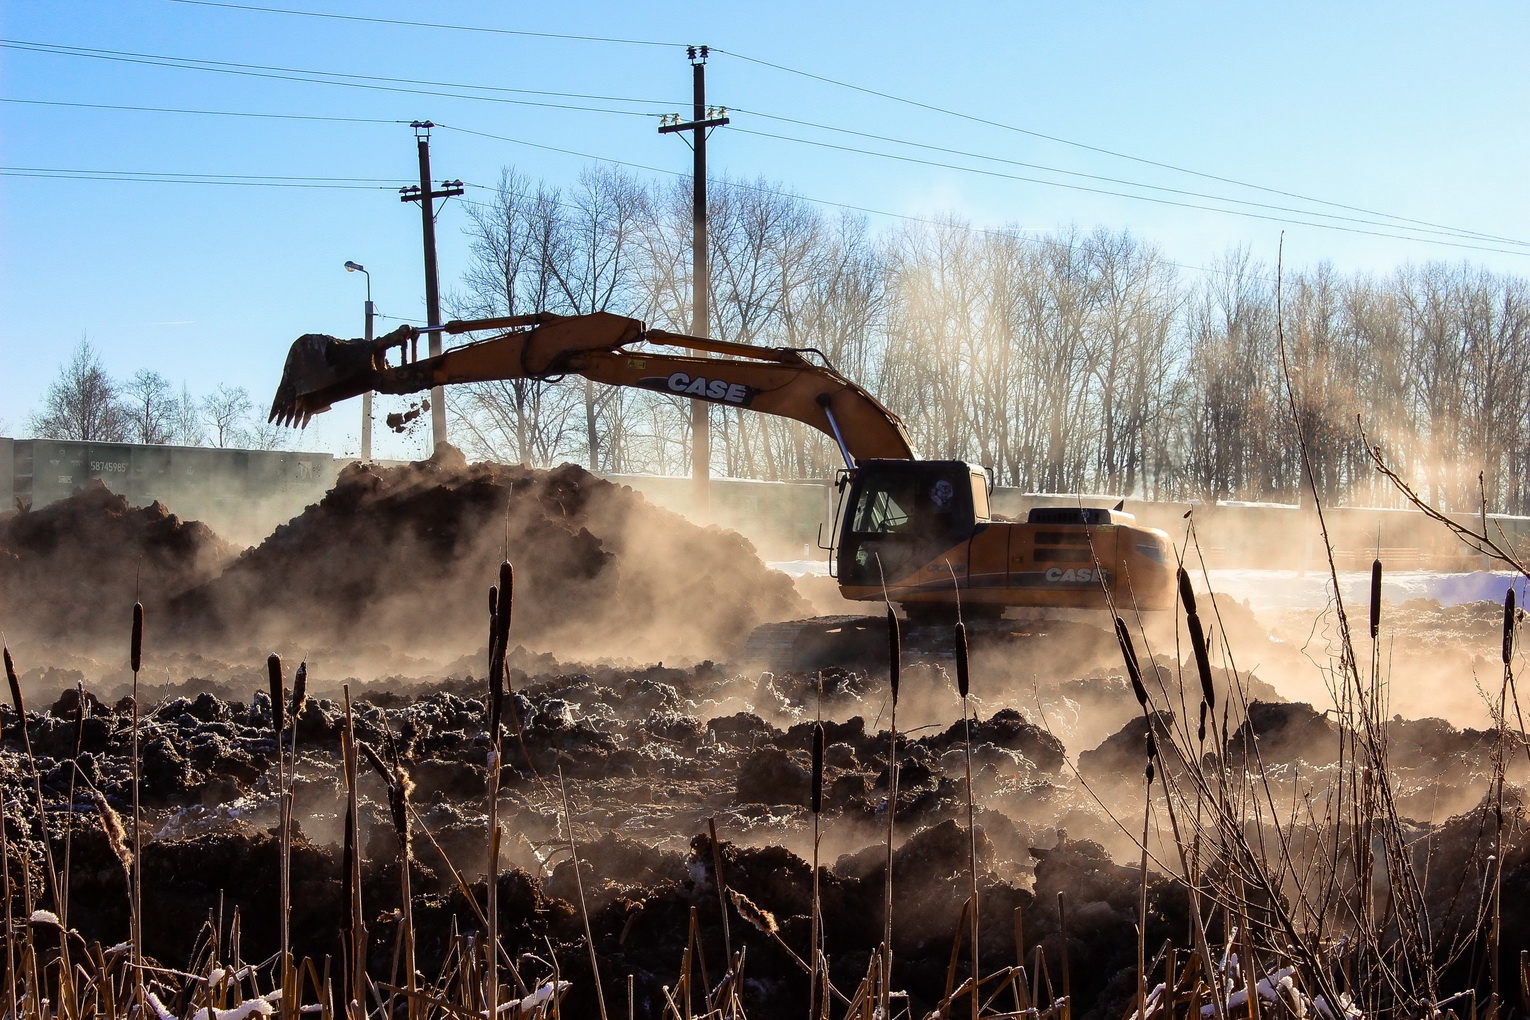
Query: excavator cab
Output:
[[834, 460, 988, 588]]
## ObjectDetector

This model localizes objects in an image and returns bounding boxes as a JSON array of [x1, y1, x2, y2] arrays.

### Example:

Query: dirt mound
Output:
[[172, 448, 808, 662], [0, 481, 233, 642]]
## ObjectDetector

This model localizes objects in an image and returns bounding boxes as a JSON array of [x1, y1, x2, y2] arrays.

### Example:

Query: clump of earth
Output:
[[3, 642, 1526, 1019]]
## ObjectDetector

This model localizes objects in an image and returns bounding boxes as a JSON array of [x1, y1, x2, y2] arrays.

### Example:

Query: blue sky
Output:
[[3, 0, 1527, 459]]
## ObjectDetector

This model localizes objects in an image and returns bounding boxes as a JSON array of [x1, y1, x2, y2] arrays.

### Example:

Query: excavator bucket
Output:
[[268, 333, 379, 428]]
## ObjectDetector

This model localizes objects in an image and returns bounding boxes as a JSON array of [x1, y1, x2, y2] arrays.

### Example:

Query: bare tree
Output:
[[545, 165, 646, 471], [122, 369, 175, 445], [202, 383, 253, 448], [169, 383, 206, 446], [449, 168, 583, 466], [28, 337, 129, 441]]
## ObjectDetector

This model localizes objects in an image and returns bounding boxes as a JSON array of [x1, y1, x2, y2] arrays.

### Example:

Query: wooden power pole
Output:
[[400, 121, 463, 455], [660, 46, 728, 514]]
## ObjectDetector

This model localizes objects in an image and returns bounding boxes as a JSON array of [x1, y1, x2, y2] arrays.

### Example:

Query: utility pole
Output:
[[660, 46, 728, 515], [399, 121, 463, 455]]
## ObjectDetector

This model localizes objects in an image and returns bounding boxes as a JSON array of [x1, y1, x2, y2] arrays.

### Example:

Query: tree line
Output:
[[25, 339, 286, 450], [448, 166, 1530, 515]]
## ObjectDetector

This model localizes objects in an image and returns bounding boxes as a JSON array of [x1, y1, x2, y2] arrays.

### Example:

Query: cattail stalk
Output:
[[62, 681, 88, 928], [484, 562, 514, 1019], [0, 682, 15, 1020], [266, 652, 293, 1012], [367, 737, 417, 1018], [558, 767, 608, 1020], [342, 687, 365, 1017], [882, 608, 900, 1018], [485, 738, 502, 1013], [955, 622, 978, 1020], [707, 816, 732, 968], [4, 646, 62, 924], [128, 605, 145, 1009], [809, 721, 825, 1019]]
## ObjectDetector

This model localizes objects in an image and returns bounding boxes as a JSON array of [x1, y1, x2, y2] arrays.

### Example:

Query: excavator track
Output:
[[741, 612, 1119, 675]]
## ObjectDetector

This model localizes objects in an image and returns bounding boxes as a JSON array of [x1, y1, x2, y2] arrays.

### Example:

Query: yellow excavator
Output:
[[269, 311, 1174, 660]]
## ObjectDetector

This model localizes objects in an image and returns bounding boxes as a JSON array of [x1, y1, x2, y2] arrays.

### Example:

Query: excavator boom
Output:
[[269, 311, 915, 463]]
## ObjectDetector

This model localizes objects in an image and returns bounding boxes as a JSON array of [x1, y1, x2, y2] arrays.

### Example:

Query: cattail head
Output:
[[1186, 612, 1215, 711], [810, 722, 825, 815], [1115, 616, 1147, 708], [1145, 730, 1157, 784], [91, 787, 132, 872], [389, 778, 412, 861], [495, 560, 514, 647], [1177, 568, 1197, 616], [1369, 560, 1382, 640], [267, 653, 284, 734], [130, 603, 144, 674], [1505, 587, 1517, 666], [72, 681, 87, 753], [489, 585, 498, 625], [291, 661, 307, 720], [4, 645, 22, 721], [886, 608, 900, 706], [728, 888, 778, 935], [954, 622, 970, 700], [1198, 701, 1208, 743], [488, 561, 514, 742]]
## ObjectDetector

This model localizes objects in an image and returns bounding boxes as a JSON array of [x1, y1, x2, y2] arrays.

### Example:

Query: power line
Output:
[[0, 39, 670, 116], [439, 123, 1528, 260], [727, 126, 1530, 256], [11, 33, 1513, 249], [713, 47, 1493, 240], [440, 129, 1262, 284], [732, 108, 1528, 248], [2, 166, 405, 188], [12, 83, 1517, 249], [166, 0, 684, 49], [146, 2, 1520, 246], [1, 96, 410, 124]]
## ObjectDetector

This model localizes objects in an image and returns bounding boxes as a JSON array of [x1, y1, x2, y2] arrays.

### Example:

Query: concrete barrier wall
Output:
[[0, 438, 12, 512], [5, 437, 1525, 569], [3, 438, 339, 547], [604, 474, 832, 561]]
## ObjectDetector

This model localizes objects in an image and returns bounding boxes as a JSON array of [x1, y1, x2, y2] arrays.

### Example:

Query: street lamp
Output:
[[344, 261, 375, 461]]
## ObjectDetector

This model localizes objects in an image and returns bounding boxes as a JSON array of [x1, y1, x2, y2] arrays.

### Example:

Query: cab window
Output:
[[850, 476, 919, 533]]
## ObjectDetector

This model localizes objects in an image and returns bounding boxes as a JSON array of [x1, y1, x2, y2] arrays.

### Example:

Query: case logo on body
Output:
[[1046, 567, 1110, 585], [639, 372, 756, 406]]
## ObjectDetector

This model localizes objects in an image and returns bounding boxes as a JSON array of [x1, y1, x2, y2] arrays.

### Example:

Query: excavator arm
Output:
[[268, 310, 916, 463]]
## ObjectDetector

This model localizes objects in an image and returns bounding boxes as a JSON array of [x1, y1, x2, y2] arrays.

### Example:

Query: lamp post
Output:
[[344, 261, 375, 462]]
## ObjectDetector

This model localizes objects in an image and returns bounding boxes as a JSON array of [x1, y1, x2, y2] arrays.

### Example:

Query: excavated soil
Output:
[[2, 457, 1529, 1017], [0, 482, 234, 641], [2, 653, 1526, 1019], [168, 447, 807, 663]]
